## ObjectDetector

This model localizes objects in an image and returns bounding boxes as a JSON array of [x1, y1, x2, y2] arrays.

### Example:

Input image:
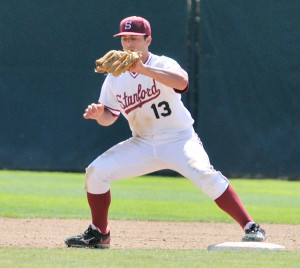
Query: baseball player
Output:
[[65, 16, 266, 248]]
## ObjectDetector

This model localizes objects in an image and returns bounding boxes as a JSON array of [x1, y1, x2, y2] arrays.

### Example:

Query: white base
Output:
[[207, 242, 286, 251]]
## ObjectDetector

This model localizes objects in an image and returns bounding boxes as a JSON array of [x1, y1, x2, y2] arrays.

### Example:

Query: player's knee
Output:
[[196, 172, 229, 200], [85, 164, 110, 194]]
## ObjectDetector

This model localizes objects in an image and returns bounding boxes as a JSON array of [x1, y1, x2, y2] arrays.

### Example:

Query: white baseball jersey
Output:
[[99, 53, 194, 138], [87, 52, 229, 200]]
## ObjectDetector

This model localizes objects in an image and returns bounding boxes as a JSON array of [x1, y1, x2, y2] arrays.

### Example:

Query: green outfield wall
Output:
[[0, 0, 299, 178]]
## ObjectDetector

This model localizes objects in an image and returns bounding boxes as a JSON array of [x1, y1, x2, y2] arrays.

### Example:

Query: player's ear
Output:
[[146, 36, 152, 47]]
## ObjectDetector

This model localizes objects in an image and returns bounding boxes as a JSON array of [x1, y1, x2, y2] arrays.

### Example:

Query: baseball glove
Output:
[[95, 50, 142, 77]]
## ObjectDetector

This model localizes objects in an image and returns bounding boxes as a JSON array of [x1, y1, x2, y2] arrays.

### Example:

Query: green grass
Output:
[[0, 170, 299, 223], [0, 170, 300, 267], [0, 248, 300, 268]]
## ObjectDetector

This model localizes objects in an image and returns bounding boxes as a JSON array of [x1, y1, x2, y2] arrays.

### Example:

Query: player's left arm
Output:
[[129, 60, 188, 91]]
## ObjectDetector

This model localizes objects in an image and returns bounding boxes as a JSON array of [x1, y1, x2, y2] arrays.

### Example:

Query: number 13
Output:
[[151, 101, 172, 119]]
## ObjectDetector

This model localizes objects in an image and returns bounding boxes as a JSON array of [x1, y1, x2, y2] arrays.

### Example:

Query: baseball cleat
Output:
[[242, 223, 266, 242], [65, 225, 110, 249]]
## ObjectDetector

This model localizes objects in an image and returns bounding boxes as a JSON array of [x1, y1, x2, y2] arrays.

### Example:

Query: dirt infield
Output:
[[1, 218, 299, 251]]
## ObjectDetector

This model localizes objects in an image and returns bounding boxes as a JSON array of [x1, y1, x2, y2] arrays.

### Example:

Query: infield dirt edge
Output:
[[0, 218, 299, 251]]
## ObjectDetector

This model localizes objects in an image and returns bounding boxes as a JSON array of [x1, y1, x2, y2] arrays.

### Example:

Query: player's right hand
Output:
[[83, 103, 105, 120]]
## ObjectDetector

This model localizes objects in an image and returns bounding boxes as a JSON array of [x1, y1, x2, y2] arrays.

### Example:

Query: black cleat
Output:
[[242, 223, 266, 242], [65, 225, 110, 249]]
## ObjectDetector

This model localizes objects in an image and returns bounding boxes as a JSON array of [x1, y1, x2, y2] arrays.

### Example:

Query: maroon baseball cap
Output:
[[113, 16, 151, 37]]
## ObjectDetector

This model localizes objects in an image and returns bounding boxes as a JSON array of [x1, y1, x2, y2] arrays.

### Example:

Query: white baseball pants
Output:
[[85, 129, 229, 200]]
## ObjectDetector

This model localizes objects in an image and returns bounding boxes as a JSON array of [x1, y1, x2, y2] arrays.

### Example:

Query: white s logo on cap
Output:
[[125, 21, 132, 30]]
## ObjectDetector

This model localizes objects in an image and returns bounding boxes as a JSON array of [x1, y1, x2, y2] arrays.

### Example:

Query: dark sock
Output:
[[87, 190, 111, 234], [214, 185, 253, 229]]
